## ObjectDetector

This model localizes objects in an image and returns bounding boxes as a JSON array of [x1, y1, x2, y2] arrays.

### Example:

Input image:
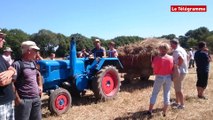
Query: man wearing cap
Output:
[[2, 47, 14, 65], [12, 41, 42, 120], [91, 39, 106, 58], [0, 32, 16, 120]]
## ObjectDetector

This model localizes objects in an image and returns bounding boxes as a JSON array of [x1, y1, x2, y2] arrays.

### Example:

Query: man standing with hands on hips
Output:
[[12, 41, 43, 120]]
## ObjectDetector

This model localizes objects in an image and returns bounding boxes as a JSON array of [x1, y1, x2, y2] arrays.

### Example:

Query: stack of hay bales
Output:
[[117, 38, 170, 81]]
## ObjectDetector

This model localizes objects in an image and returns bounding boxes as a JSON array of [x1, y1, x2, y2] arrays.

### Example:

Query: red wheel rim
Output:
[[102, 72, 118, 96], [55, 94, 68, 111]]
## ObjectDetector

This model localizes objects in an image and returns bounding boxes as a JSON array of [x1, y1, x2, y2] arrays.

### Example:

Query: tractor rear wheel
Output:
[[49, 88, 72, 115], [92, 66, 121, 101]]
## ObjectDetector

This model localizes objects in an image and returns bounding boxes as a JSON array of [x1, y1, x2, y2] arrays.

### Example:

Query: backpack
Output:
[[15, 60, 38, 80], [13, 60, 41, 105]]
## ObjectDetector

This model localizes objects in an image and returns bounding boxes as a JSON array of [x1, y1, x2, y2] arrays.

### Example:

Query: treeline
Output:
[[0, 26, 213, 58]]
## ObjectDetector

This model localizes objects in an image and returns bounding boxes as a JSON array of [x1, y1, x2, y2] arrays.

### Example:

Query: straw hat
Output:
[[94, 39, 100, 43], [4, 47, 13, 52], [21, 41, 40, 50], [21, 41, 40, 54]]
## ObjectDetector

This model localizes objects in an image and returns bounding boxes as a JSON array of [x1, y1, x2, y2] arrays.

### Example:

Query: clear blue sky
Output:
[[1, 0, 212, 39]]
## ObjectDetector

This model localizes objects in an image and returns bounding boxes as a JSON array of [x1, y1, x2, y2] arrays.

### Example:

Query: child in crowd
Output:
[[108, 41, 118, 57]]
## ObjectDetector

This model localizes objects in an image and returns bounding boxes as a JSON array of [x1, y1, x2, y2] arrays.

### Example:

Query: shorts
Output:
[[196, 71, 209, 88], [173, 73, 186, 92], [0, 101, 14, 120]]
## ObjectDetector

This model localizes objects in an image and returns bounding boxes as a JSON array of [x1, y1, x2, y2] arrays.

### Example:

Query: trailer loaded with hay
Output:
[[117, 38, 170, 82]]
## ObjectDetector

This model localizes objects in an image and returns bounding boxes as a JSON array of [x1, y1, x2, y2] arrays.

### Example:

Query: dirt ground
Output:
[[42, 61, 213, 120]]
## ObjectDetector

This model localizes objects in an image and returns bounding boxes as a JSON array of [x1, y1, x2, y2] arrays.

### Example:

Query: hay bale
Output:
[[118, 38, 170, 57], [118, 38, 170, 79]]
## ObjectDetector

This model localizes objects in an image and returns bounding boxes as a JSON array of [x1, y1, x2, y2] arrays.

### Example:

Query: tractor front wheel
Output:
[[49, 88, 72, 115], [92, 66, 121, 101]]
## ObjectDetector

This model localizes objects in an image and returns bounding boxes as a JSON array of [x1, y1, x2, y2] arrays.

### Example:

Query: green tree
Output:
[[187, 38, 198, 48], [30, 29, 59, 57], [55, 33, 69, 57], [160, 34, 176, 40], [206, 35, 213, 52], [1, 29, 30, 59], [71, 33, 93, 51], [56, 38, 69, 57], [112, 36, 143, 47], [185, 27, 209, 41], [178, 35, 188, 48]]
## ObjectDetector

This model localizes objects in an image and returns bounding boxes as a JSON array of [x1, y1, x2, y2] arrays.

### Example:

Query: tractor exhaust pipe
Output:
[[70, 38, 77, 76]]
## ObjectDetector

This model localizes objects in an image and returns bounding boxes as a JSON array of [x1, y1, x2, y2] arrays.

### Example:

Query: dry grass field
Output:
[[42, 60, 213, 120]]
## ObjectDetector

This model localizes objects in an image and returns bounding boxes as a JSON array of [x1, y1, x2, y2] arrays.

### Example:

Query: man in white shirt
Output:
[[188, 48, 195, 68], [170, 39, 188, 109]]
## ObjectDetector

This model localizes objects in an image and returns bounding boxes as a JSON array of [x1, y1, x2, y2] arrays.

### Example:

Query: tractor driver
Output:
[[91, 39, 106, 58]]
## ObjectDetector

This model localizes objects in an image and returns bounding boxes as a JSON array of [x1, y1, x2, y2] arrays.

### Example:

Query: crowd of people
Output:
[[76, 39, 118, 58], [0, 30, 211, 119]]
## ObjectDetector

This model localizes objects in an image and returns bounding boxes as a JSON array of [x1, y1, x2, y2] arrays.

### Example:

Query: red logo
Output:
[[171, 5, 207, 12]]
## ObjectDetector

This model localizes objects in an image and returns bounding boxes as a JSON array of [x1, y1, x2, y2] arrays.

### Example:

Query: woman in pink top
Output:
[[147, 43, 173, 117]]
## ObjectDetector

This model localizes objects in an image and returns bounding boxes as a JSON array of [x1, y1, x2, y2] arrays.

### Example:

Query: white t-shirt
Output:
[[2, 55, 13, 65], [172, 46, 188, 73], [189, 50, 194, 60]]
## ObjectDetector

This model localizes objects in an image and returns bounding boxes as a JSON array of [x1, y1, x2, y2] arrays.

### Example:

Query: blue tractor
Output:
[[38, 38, 123, 115]]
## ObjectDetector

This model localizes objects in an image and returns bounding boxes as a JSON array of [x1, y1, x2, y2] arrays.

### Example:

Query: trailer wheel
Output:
[[140, 75, 150, 81], [49, 88, 72, 115], [92, 66, 121, 101]]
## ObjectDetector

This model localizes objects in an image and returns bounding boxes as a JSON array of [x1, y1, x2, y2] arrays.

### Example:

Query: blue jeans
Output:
[[0, 101, 14, 120], [150, 75, 172, 105], [15, 97, 41, 120]]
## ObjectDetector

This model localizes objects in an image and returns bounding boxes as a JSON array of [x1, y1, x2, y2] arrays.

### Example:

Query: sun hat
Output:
[[94, 39, 100, 43], [21, 41, 40, 54], [4, 47, 13, 52], [21, 41, 40, 50]]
